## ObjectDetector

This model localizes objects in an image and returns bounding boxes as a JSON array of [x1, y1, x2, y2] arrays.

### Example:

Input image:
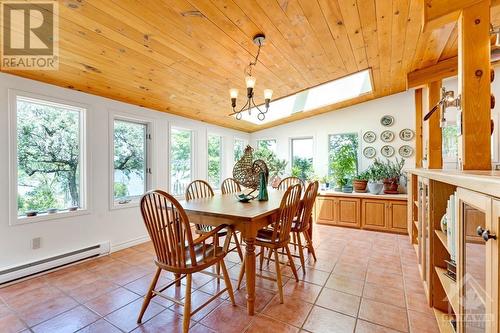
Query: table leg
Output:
[[244, 236, 256, 315]]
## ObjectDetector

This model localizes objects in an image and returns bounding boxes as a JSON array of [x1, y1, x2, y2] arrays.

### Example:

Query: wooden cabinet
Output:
[[314, 193, 407, 234], [361, 199, 408, 233], [316, 197, 334, 225], [336, 198, 360, 228]]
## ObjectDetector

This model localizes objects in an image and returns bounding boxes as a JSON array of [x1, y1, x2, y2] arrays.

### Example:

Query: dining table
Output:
[[179, 189, 287, 316]]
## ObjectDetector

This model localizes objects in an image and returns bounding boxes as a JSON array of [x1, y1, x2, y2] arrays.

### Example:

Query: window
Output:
[[442, 125, 459, 162], [256, 139, 277, 154], [237, 69, 372, 124], [170, 128, 193, 196], [113, 119, 149, 205], [328, 133, 359, 176], [234, 138, 246, 162], [291, 138, 314, 181], [208, 134, 222, 189], [14, 94, 86, 220]]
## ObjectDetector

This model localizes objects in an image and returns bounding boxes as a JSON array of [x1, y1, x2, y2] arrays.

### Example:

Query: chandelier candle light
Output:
[[229, 34, 273, 121]]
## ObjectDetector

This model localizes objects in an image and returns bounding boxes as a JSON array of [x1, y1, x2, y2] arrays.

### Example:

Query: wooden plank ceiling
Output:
[[3, 0, 500, 132]]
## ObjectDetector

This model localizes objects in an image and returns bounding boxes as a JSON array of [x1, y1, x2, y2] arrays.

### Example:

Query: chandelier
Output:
[[229, 34, 273, 121]]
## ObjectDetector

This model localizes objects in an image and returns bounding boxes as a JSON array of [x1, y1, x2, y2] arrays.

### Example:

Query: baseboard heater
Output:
[[0, 241, 110, 285]]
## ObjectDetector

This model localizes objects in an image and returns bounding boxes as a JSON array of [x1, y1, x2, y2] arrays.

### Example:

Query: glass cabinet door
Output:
[[457, 188, 498, 333]]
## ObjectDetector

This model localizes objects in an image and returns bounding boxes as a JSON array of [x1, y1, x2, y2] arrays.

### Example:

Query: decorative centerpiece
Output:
[[233, 145, 269, 201]]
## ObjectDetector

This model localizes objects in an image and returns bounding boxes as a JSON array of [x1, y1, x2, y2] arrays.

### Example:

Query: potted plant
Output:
[[353, 170, 369, 193], [366, 159, 385, 194], [331, 145, 357, 193], [320, 175, 331, 190], [382, 158, 405, 194]]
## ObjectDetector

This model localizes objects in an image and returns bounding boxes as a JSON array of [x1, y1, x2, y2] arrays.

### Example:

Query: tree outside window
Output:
[[208, 135, 222, 189], [291, 138, 314, 181], [328, 133, 359, 179], [16, 97, 84, 216], [170, 128, 192, 195], [113, 119, 148, 203], [234, 138, 246, 162]]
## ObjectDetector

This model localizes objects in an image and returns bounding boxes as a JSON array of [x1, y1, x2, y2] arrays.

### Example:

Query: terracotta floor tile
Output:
[[305, 258, 337, 272], [169, 290, 225, 322], [333, 263, 367, 281], [325, 274, 364, 296], [189, 323, 217, 333], [200, 303, 253, 333], [77, 319, 122, 333], [363, 282, 406, 308], [110, 248, 139, 259], [47, 270, 102, 292], [366, 269, 404, 290], [84, 287, 140, 316], [245, 314, 299, 333], [123, 273, 172, 296], [355, 319, 402, 333], [198, 279, 232, 298], [132, 309, 191, 333], [294, 267, 330, 286], [406, 291, 433, 315], [0, 277, 49, 301], [408, 310, 440, 333], [105, 298, 165, 332], [233, 286, 275, 313], [262, 295, 313, 327], [316, 288, 361, 317], [282, 280, 322, 304], [67, 279, 119, 303], [303, 305, 356, 333], [4, 285, 64, 311], [17, 295, 78, 327], [31, 306, 100, 333], [404, 278, 426, 295], [0, 313, 26, 333], [358, 298, 409, 332], [78, 256, 117, 271]]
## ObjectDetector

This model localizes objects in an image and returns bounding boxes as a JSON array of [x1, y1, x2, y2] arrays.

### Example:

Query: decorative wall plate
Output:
[[363, 131, 376, 143], [381, 145, 395, 157], [380, 115, 395, 127], [380, 130, 395, 142], [363, 147, 376, 159], [399, 128, 415, 141], [399, 145, 414, 157]]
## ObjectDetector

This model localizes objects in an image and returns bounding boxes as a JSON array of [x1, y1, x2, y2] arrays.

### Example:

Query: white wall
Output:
[[0, 73, 249, 270], [249, 91, 417, 177]]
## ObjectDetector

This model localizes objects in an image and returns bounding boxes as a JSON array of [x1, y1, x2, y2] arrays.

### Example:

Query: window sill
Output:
[[110, 200, 140, 211], [12, 209, 90, 226]]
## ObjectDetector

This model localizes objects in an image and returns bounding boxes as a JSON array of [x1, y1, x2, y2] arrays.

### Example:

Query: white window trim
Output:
[[168, 124, 195, 198], [109, 111, 155, 210], [8, 89, 91, 225], [207, 133, 224, 189]]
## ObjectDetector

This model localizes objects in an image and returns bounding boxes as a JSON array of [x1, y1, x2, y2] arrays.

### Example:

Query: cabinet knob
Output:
[[476, 226, 497, 241]]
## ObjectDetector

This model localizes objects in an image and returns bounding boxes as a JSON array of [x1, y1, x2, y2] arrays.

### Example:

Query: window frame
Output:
[[169, 125, 195, 197], [207, 133, 224, 189], [8, 89, 91, 225], [289, 136, 314, 176], [109, 112, 154, 210]]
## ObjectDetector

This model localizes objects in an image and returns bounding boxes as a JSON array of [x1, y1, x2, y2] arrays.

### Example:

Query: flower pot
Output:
[[342, 185, 353, 193], [383, 178, 399, 194], [334, 186, 342, 192], [368, 181, 383, 195], [353, 180, 368, 193]]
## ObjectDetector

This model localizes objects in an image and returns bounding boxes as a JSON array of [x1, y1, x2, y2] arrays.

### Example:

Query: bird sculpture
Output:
[[233, 145, 269, 200]]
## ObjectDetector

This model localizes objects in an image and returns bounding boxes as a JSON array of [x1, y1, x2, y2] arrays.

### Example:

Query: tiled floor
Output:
[[0, 225, 439, 333]]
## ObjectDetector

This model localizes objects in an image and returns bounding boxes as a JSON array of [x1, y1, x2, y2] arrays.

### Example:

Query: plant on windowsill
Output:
[[366, 159, 386, 194], [353, 170, 370, 193], [382, 158, 405, 194], [331, 145, 357, 193]]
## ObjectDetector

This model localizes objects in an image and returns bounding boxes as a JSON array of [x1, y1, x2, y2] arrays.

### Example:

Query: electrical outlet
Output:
[[31, 237, 41, 250]]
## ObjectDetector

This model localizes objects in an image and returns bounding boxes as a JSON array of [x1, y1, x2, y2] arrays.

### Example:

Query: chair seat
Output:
[[195, 228, 228, 237], [157, 243, 224, 271], [256, 228, 289, 248]]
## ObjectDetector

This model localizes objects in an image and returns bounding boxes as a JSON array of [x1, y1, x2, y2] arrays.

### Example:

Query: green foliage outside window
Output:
[[16, 98, 82, 215], [171, 128, 192, 195], [329, 133, 359, 186], [208, 135, 222, 188]]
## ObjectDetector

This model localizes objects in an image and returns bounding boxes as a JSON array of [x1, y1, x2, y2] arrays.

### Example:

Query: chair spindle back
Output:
[[221, 178, 241, 194], [277, 176, 304, 192], [185, 180, 214, 200], [271, 183, 302, 243], [295, 181, 319, 230]]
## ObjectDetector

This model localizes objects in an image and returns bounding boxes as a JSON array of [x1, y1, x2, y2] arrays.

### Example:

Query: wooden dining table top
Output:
[[178, 189, 286, 222]]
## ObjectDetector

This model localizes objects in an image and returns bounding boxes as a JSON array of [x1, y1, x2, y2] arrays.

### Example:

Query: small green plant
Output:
[[366, 159, 387, 182], [384, 158, 405, 179], [331, 144, 357, 187], [353, 170, 370, 181]]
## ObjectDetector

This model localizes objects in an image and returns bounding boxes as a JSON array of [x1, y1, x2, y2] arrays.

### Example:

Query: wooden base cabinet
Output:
[[315, 194, 407, 234], [315, 197, 361, 228]]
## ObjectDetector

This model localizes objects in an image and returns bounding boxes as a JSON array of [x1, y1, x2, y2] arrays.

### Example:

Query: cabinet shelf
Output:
[[433, 308, 455, 333], [435, 230, 450, 254], [435, 267, 459, 314]]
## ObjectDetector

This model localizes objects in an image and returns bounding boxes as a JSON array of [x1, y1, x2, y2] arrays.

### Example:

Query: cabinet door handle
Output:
[[477, 226, 497, 241]]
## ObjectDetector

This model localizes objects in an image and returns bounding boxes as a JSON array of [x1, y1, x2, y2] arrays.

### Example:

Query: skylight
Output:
[[237, 69, 373, 125]]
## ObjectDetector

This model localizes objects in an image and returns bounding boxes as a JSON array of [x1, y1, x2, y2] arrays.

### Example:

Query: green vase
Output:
[[258, 171, 269, 201]]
